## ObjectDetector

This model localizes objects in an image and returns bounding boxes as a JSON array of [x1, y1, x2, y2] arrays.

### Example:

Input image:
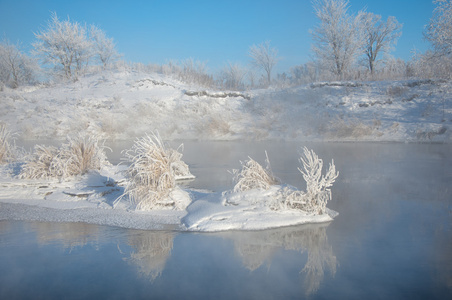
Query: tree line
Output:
[[1, 0, 451, 90]]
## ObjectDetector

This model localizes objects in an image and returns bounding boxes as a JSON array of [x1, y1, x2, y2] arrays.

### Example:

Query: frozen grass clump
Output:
[[0, 124, 15, 164], [230, 147, 339, 215], [19, 133, 109, 180], [122, 132, 192, 211], [19, 145, 64, 179], [62, 134, 110, 176], [231, 151, 279, 192]]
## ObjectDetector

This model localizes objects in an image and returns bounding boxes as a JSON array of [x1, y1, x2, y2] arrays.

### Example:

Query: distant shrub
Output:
[[386, 85, 407, 98], [122, 132, 192, 210], [327, 118, 377, 139], [20, 133, 109, 179]]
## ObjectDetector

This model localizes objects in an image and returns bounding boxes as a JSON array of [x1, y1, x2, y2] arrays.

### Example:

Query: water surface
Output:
[[1, 142, 451, 299]]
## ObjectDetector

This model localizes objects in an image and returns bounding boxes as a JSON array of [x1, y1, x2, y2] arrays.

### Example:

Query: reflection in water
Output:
[[126, 230, 175, 281], [25, 222, 100, 251], [299, 224, 337, 295], [218, 222, 337, 295], [16, 220, 336, 295], [17, 221, 176, 283], [235, 241, 275, 272]]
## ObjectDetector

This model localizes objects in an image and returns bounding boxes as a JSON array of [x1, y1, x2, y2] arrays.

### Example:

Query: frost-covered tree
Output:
[[425, 0, 452, 56], [0, 38, 39, 88], [249, 41, 280, 86], [33, 12, 92, 80], [290, 62, 321, 84], [410, 49, 452, 78], [90, 25, 120, 69], [361, 12, 402, 74], [179, 58, 214, 87], [311, 0, 364, 80], [219, 62, 247, 90]]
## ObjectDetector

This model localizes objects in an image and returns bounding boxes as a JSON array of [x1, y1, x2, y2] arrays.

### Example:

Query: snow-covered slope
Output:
[[1, 70, 450, 142]]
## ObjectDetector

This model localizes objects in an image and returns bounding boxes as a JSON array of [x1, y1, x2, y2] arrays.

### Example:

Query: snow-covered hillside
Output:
[[1, 70, 450, 143]]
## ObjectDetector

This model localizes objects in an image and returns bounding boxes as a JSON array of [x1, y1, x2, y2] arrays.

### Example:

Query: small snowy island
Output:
[[0, 129, 339, 232]]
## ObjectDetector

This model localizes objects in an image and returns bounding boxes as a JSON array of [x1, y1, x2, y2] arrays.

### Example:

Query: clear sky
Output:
[[0, 0, 436, 74]]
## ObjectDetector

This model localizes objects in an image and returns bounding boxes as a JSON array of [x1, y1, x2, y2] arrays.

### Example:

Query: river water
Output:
[[1, 141, 451, 299]]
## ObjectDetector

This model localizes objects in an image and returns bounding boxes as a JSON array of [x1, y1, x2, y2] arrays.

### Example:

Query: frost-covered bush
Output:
[[20, 134, 109, 179], [230, 147, 339, 215], [122, 132, 192, 210], [0, 124, 15, 164], [291, 147, 339, 214], [272, 147, 339, 214], [231, 152, 279, 192]]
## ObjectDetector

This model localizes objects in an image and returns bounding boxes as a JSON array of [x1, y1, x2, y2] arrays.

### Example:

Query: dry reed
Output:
[[231, 151, 279, 193], [122, 132, 192, 210], [19, 145, 64, 179], [63, 134, 109, 176], [19, 133, 109, 180]]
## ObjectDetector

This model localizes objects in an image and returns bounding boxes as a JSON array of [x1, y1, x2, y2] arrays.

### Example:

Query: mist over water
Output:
[[1, 142, 451, 299]]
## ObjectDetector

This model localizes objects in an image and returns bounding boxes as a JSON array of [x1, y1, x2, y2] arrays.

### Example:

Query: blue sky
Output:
[[0, 0, 435, 74]]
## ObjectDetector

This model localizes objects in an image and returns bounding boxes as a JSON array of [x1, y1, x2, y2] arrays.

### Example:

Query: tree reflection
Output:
[[217, 222, 337, 295], [26, 221, 99, 251], [298, 224, 337, 295], [19, 220, 335, 295], [125, 230, 175, 281]]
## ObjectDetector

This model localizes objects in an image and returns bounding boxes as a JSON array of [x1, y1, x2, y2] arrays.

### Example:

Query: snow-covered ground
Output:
[[1, 70, 450, 142]]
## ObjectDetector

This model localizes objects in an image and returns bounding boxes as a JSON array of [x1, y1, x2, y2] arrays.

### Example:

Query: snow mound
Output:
[[182, 187, 337, 232]]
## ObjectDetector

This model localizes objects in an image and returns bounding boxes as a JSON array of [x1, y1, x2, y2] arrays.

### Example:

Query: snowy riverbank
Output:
[[1, 70, 450, 143]]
